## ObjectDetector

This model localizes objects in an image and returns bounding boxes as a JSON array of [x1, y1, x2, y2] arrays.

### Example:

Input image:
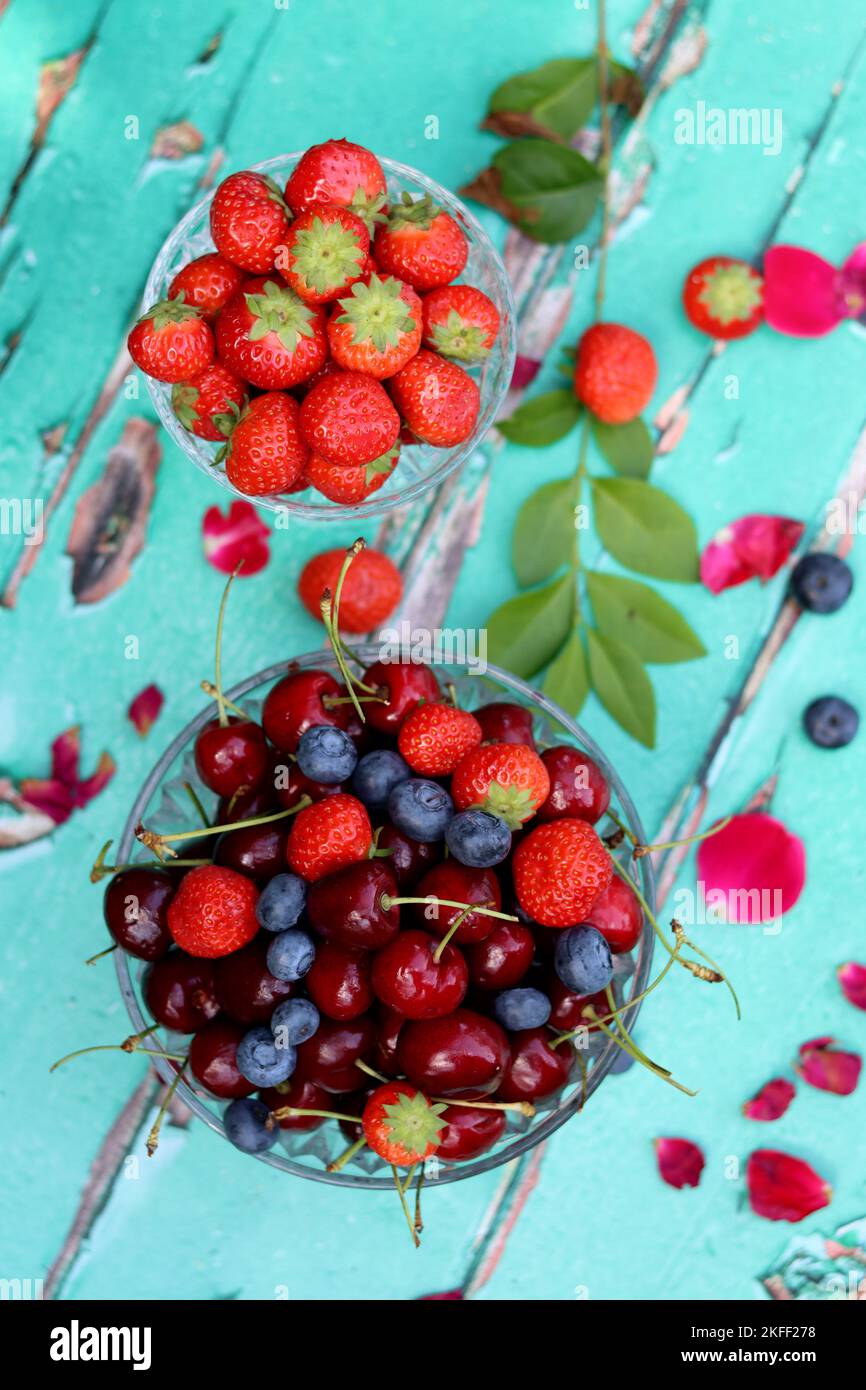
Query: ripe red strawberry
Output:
[[168, 252, 246, 320], [328, 275, 422, 379], [171, 362, 247, 441], [215, 277, 328, 390], [299, 369, 400, 467], [286, 793, 372, 882], [398, 703, 482, 776], [388, 349, 479, 447], [167, 864, 259, 958], [223, 392, 308, 496], [682, 256, 764, 339], [279, 203, 370, 304], [573, 323, 657, 425], [362, 1081, 447, 1165], [421, 284, 500, 363], [451, 743, 550, 830], [374, 193, 468, 291], [512, 819, 613, 928], [305, 444, 399, 504], [210, 170, 292, 274], [285, 139, 388, 232], [128, 300, 213, 383], [298, 547, 402, 632]]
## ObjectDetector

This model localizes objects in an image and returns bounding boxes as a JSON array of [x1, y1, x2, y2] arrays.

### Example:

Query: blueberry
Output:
[[493, 987, 551, 1031], [352, 748, 411, 810], [223, 1097, 277, 1155], [790, 553, 853, 614], [445, 809, 511, 867], [803, 695, 859, 749], [236, 1025, 297, 1087], [266, 928, 316, 981], [388, 777, 454, 842], [256, 873, 307, 933], [554, 925, 613, 995], [296, 724, 358, 784], [271, 997, 320, 1046]]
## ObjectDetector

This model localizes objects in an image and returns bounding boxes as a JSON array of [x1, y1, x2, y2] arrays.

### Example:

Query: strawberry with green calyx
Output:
[[280, 203, 370, 304], [451, 743, 550, 830], [285, 138, 388, 234], [374, 192, 468, 291], [171, 362, 247, 442], [168, 253, 246, 320], [421, 284, 500, 363], [362, 1082, 447, 1165], [389, 349, 479, 447], [210, 170, 292, 274], [328, 274, 422, 378], [682, 256, 764, 339], [222, 392, 309, 497], [305, 444, 399, 505], [216, 278, 328, 390], [128, 299, 214, 383]]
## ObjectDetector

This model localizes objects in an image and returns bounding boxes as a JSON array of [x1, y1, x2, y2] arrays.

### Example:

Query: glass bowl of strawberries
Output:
[[136, 140, 516, 519]]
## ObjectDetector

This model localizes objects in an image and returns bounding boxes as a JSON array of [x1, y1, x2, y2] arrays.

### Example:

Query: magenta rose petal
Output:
[[128, 683, 165, 737], [700, 514, 804, 594], [202, 500, 270, 576], [50, 725, 82, 785], [696, 812, 806, 923], [654, 1137, 705, 1189], [838, 962, 866, 1012], [15, 778, 75, 825], [795, 1037, 862, 1097], [71, 751, 116, 808], [743, 1077, 796, 1122], [746, 1149, 832, 1222], [763, 245, 842, 338], [836, 242, 866, 319]]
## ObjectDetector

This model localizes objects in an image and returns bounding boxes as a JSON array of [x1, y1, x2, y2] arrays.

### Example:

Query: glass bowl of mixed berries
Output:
[[133, 139, 516, 520]]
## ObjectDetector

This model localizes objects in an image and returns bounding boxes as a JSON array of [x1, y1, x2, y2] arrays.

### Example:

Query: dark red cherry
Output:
[[586, 875, 643, 954], [371, 928, 468, 1020], [143, 951, 220, 1033], [103, 868, 174, 961], [189, 1019, 255, 1098], [474, 702, 536, 748], [274, 758, 343, 808], [397, 1008, 510, 1098], [295, 1015, 377, 1093], [413, 862, 502, 945], [536, 746, 610, 824], [214, 821, 288, 882], [497, 1027, 571, 1102], [262, 670, 347, 753], [546, 975, 609, 1032], [362, 659, 441, 734], [306, 861, 399, 950], [306, 942, 373, 1021], [212, 934, 294, 1023], [218, 781, 278, 824], [466, 920, 535, 991], [194, 716, 270, 799], [374, 1005, 405, 1076], [375, 822, 440, 888], [436, 1103, 506, 1162], [260, 1076, 330, 1130]]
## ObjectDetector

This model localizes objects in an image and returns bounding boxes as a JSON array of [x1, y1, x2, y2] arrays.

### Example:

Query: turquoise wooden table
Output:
[[2, 0, 865, 1301]]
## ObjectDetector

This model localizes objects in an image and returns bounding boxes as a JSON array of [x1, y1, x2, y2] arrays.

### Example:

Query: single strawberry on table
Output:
[[285, 138, 388, 232], [210, 170, 292, 274], [279, 203, 370, 303], [328, 274, 422, 378], [298, 547, 402, 632], [128, 299, 213, 383], [171, 362, 247, 442], [374, 192, 468, 290], [222, 392, 308, 496], [216, 278, 328, 390], [304, 444, 400, 504], [682, 255, 764, 339], [388, 348, 480, 447], [451, 742, 550, 829], [421, 284, 500, 363], [299, 368, 400, 467], [168, 252, 246, 320], [573, 322, 657, 425], [398, 702, 482, 776]]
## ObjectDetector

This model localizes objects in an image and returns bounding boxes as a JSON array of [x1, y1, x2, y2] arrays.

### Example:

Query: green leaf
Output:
[[499, 389, 582, 447], [591, 416, 654, 479], [486, 573, 574, 679], [512, 479, 576, 586], [492, 140, 602, 243], [543, 627, 589, 715], [586, 628, 656, 748], [488, 59, 597, 141], [586, 572, 707, 664], [590, 477, 699, 582]]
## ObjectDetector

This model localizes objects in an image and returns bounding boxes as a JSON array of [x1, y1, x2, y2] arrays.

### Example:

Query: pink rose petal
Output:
[[796, 1038, 861, 1097], [837, 243, 866, 319], [419, 1290, 464, 1300], [202, 500, 270, 576], [654, 1137, 705, 1189], [696, 812, 806, 923], [838, 962, 866, 1012], [510, 355, 542, 390], [763, 245, 842, 337], [701, 514, 804, 594], [50, 725, 81, 786], [743, 1077, 796, 1122], [19, 728, 115, 824], [746, 1149, 832, 1222], [128, 683, 165, 737], [16, 778, 75, 825]]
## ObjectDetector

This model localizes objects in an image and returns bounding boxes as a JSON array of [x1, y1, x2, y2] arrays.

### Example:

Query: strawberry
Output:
[[397, 703, 482, 776], [223, 392, 308, 496], [572, 322, 657, 425], [305, 444, 399, 504], [168, 252, 246, 320], [682, 256, 764, 339], [388, 349, 479, 447], [285, 138, 388, 233], [215, 278, 328, 390], [451, 743, 550, 830], [298, 547, 402, 632], [286, 793, 372, 882], [171, 362, 247, 442], [279, 203, 370, 304], [362, 1081, 447, 1165], [421, 284, 500, 363], [512, 819, 613, 929], [167, 864, 259, 958], [128, 299, 213, 383], [328, 275, 422, 379], [299, 368, 400, 467], [209, 170, 292, 274], [374, 193, 468, 291]]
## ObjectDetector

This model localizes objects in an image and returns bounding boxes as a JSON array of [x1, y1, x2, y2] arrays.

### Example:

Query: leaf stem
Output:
[[594, 0, 612, 322]]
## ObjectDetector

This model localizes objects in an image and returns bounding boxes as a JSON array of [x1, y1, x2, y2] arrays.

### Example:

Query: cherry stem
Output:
[[327, 1137, 367, 1172], [584, 1006, 696, 1097], [432, 903, 480, 963], [604, 809, 638, 846], [355, 1058, 389, 1084], [549, 936, 684, 1048], [182, 781, 211, 829], [574, 1051, 588, 1111], [135, 799, 310, 859], [413, 1167, 425, 1232], [393, 1165, 421, 1248], [381, 895, 517, 924], [200, 680, 249, 721], [270, 1106, 361, 1125], [430, 1096, 535, 1117], [146, 1060, 188, 1158], [633, 815, 733, 860], [85, 943, 118, 966], [50, 1027, 187, 1073], [213, 565, 243, 727], [322, 693, 388, 708]]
